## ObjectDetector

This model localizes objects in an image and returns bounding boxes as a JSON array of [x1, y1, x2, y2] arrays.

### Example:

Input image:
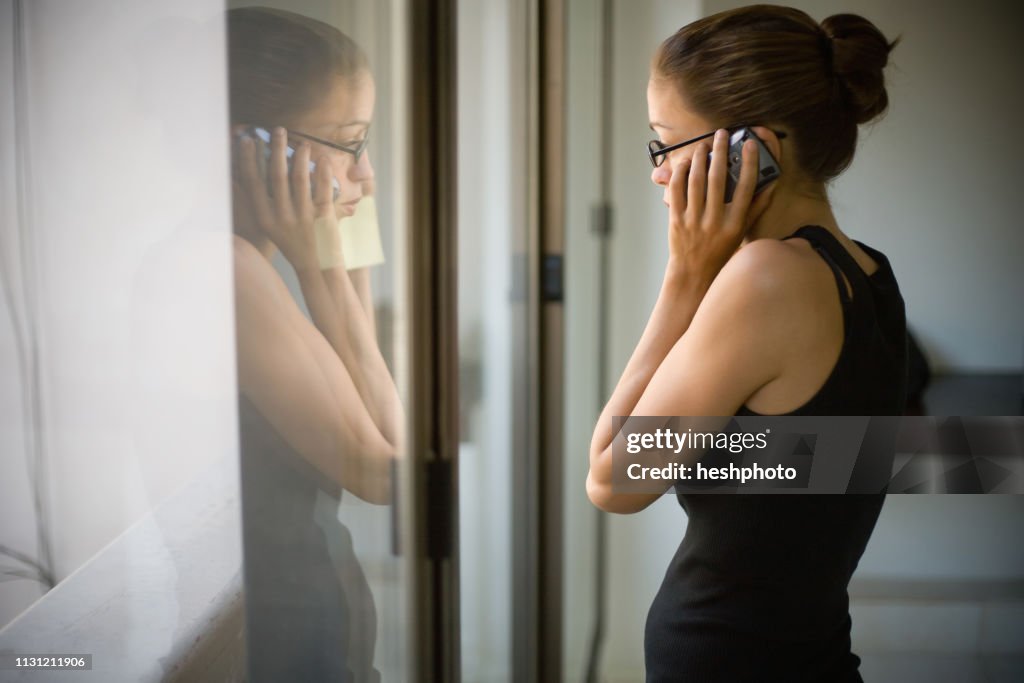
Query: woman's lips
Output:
[[337, 197, 361, 216]]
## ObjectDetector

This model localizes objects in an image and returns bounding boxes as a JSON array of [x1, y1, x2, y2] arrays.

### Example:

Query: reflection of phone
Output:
[[235, 126, 340, 201], [712, 127, 781, 203]]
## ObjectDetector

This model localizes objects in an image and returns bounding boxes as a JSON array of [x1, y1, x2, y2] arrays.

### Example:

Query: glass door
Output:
[[456, 0, 568, 680], [0, 1, 250, 680], [226, 0, 455, 680], [1, 0, 455, 680], [226, 1, 414, 680]]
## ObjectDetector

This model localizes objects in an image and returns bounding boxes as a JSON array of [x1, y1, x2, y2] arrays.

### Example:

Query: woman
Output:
[[228, 7, 401, 681], [586, 6, 905, 682]]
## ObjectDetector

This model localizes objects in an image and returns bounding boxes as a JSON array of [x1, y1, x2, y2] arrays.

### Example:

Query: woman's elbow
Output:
[[347, 457, 394, 504], [340, 437, 397, 505], [356, 467, 393, 505], [586, 469, 656, 514], [586, 470, 618, 513]]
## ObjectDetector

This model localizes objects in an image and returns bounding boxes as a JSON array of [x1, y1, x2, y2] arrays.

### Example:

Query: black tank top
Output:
[[239, 394, 381, 682], [644, 226, 908, 682]]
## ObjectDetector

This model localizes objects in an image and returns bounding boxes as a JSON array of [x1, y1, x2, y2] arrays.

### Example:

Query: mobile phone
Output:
[[712, 127, 781, 203], [235, 126, 340, 201]]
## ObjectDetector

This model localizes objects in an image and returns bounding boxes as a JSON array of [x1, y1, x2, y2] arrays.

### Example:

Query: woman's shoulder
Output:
[[705, 236, 843, 350], [232, 234, 270, 272], [688, 238, 829, 368], [231, 235, 298, 324], [716, 236, 826, 305]]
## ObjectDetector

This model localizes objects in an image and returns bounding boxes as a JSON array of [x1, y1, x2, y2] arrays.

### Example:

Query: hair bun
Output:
[[821, 13, 897, 124]]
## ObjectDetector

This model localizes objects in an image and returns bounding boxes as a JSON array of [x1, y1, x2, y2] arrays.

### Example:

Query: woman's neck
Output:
[[742, 185, 839, 244]]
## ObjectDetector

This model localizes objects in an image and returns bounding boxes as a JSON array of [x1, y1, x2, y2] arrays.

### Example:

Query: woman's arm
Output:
[[234, 235, 395, 504], [587, 129, 785, 513], [586, 241, 801, 513], [232, 130, 401, 503], [348, 266, 377, 340], [586, 263, 711, 503], [296, 262, 401, 447]]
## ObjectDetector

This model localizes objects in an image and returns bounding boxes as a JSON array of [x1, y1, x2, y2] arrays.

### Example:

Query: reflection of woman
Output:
[[586, 6, 905, 682], [228, 8, 400, 681]]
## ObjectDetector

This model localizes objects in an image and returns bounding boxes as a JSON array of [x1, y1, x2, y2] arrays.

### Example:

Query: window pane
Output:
[[0, 1, 242, 679], [225, 1, 411, 680]]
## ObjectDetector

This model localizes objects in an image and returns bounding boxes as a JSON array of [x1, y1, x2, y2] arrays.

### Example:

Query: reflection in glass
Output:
[[227, 7, 402, 681]]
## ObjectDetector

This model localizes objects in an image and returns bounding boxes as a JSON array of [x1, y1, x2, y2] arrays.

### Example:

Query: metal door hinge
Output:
[[425, 457, 453, 560]]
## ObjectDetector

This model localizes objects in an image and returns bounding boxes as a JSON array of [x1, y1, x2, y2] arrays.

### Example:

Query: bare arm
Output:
[[586, 242, 797, 513], [586, 264, 711, 509], [587, 128, 784, 513], [232, 131, 400, 503], [296, 262, 401, 447], [234, 236, 394, 504], [348, 267, 377, 340]]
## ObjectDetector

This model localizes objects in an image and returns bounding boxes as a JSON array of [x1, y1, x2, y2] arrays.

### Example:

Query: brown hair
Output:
[[652, 4, 898, 182], [227, 7, 368, 126]]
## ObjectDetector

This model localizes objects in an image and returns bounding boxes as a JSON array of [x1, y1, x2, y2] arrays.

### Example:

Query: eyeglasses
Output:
[[647, 126, 787, 168], [288, 126, 371, 163]]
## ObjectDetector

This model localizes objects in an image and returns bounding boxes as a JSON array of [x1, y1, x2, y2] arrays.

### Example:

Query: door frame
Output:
[[405, 0, 461, 680]]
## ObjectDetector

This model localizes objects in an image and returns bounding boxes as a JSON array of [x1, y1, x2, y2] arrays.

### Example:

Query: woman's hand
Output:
[[666, 128, 768, 282], [236, 126, 338, 273]]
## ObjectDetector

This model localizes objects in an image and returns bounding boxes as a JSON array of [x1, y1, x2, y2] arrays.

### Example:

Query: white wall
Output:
[[0, 0, 45, 626], [0, 0, 237, 630], [858, 495, 1024, 579], [457, 0, 524, 679]]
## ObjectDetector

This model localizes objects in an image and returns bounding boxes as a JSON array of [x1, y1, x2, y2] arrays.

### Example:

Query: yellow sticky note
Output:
[[314, 196, 385, 271]]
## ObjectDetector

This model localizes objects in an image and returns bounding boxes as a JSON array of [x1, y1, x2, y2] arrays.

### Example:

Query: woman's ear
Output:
[[750, 126, 783, 170]]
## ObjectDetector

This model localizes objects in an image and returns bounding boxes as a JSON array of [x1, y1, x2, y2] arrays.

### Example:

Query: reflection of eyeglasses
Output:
[[288, 126, 371, 163], [647, 126, 787, 168]]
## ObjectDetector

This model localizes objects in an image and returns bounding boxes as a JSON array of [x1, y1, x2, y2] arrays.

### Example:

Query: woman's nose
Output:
[[349, 150, 374, 183], [651, 162, 671, 187]]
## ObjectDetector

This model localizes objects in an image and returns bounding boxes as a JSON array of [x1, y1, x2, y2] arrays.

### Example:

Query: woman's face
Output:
[[646, 77, 716, 206], [287, 70, 376, 217]]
